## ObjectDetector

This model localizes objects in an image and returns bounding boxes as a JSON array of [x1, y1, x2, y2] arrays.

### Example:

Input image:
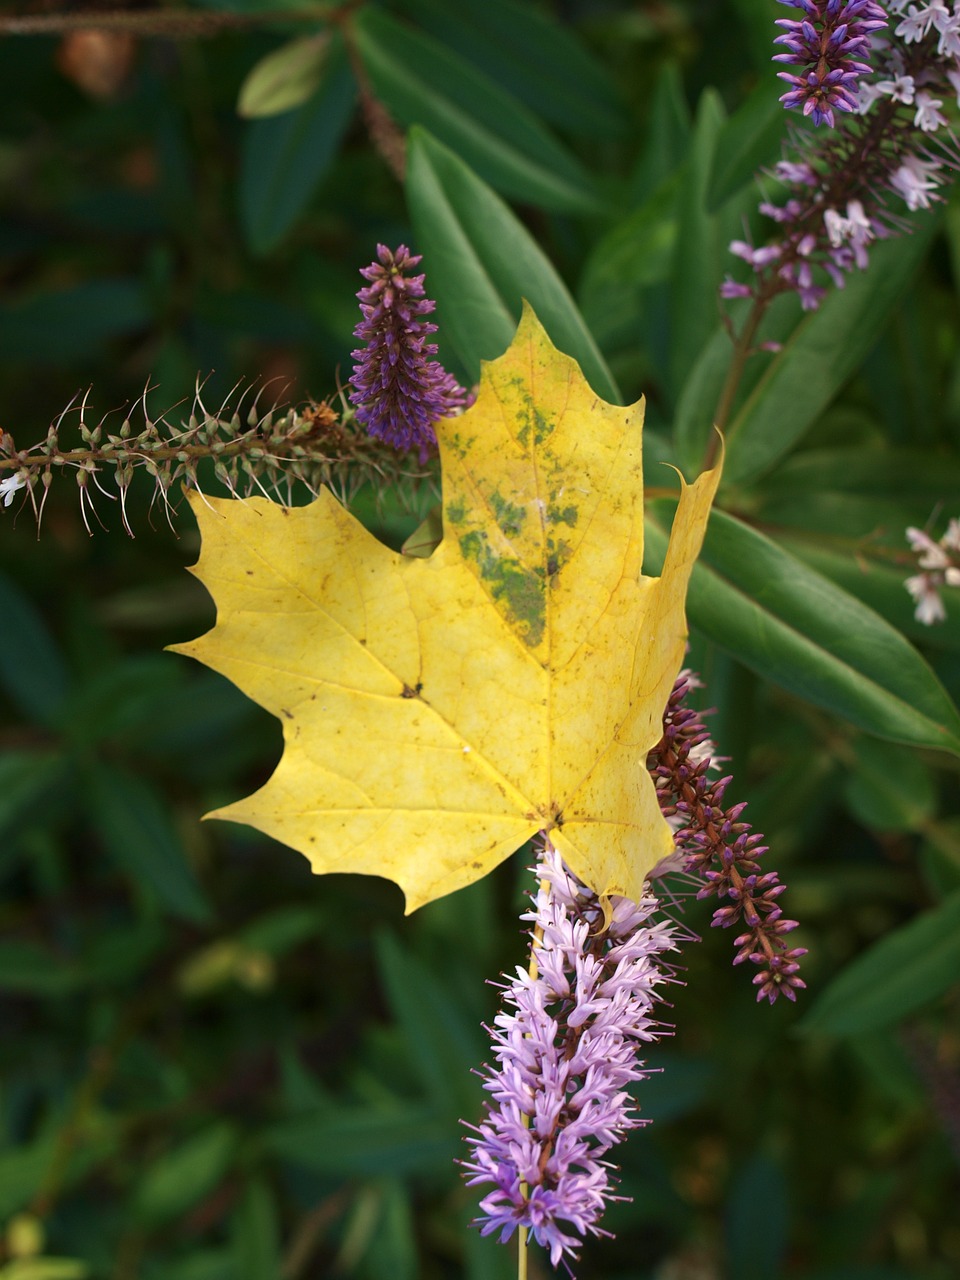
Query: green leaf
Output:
[[0, 940, 80, 997], [0, 573, 69, 726], [237, 33, 330, 118], [707, 84, 784, 211], [0, 1261, 89, 1280], [134, 1124, 237, 1224], [401, 0, 626, 139], [644, 505, 960, 755], [354, 8, 602, 215], [406, 128, 619, 400], [842, 737, 938, 833], [668, 90, 726, 399], [231, 1178, 281, 1280], [239, 37, 355, 255], [265, 1105, 456, 1177], [799, 890, 960, 1035], [62, 655, 182, 745], [578, 173, 679, 350], [0, 751, 67, 840], [84, 762, 213, 923], [779, 536, 960, 653], [722, 218, 940, 485], [725, 1155, 788, 1280], [628, 62, 691, 202], [375, 933, 484, 1118], [0, 279, 150, 364]]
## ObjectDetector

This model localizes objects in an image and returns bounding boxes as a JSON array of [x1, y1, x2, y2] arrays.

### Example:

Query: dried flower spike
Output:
[[462, 840, 682, 1269], [349, 244, 470, 462]]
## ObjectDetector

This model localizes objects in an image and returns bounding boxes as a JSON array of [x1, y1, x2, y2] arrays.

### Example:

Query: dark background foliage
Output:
[[1, 1, 959, 1278]]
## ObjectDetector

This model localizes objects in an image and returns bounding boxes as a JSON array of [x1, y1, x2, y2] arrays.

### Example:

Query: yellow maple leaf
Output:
[[173, 307, 720, 911]]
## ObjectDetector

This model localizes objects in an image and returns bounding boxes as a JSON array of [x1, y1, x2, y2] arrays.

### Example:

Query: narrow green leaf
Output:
[[0, 279, 150, 364], [629, 62, 691, 202], [778, 536, 960, 654], [707, 84, 785, 211], [799, 890, 960, 1035], [0, 751, 67, 839], [644, 505, 960, 755], [134, 1124, 237, 1224], [842, 737, 938, 833], [402, 0, 626, 139], [239, 38, 354, 255], [725, 1155, 788, 1280], [0, 573, 69, 726], [723, 218, 939, 485], [0, 1260, 89, 1280], [354, 8, 602, 215], [375, 933, 483, 1118], [84, 762, 213, 923], [232, 1178, 282, 1280], [265, 1106, 456, 1177], [407, 128, 620, 400], [668, 90, 726, 399], [0, 940, 81, 997], [237, 33, 330, 118]]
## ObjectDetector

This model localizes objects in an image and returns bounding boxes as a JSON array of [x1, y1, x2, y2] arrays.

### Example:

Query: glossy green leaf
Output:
[[239, 38, 355, 255], [237, 33, 330, 118], [134, 1124, 237, 1224], [406, 128, 619, 400], [778, 536, 960, 653], [842, 737, 937, 832], [401, 0, 625, 139], [668, 90, 726, 399], [84, 762, 213, 923], [265, 1105, 456, 1177], [0, 573, 69, 725], [799, 890, 960, 1035], [354, 8, 602, 215], [722, 217, 939, 485], [644, 504, 960, 755]]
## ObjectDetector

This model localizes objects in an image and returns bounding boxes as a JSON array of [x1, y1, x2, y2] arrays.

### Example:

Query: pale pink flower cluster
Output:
[[905, 521, 960, 624]]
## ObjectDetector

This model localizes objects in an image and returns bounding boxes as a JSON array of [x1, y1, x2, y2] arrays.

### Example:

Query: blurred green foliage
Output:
[[0, 1, 958, 1278]]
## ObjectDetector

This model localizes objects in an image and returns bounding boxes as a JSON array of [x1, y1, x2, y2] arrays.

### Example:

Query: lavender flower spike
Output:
[[349, 244, 469, 463], [462, 840, 682, 1269]]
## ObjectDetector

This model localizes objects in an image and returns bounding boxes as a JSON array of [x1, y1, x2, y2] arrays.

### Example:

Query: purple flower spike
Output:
[[648, 673, 807, 1004], [774, 0, 887, 127], [349, 244, 469, 463], [462, 841, 681, 1269]]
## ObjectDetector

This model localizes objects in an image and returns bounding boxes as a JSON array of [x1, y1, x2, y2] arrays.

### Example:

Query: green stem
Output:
[[518, 1226, 528, 1279], [703, 296, 769, 471]]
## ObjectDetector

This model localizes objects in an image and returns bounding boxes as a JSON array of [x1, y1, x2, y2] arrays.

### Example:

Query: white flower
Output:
[[890, 154, 944, 210], [0, 474, 26, 508], [896, 3, 940, 40], [907, 526, 951, 568], [875, 73, 916, 104], [906, 573, 947, 624], [914, 90, 948, 131]]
